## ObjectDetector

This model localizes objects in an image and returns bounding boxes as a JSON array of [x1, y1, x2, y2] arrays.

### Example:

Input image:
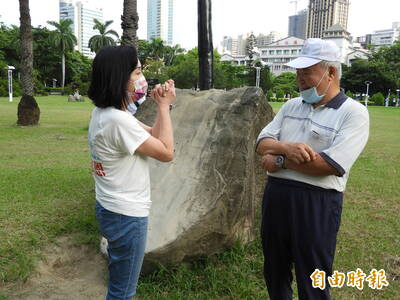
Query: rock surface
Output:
[[120, 87, 273, 271]]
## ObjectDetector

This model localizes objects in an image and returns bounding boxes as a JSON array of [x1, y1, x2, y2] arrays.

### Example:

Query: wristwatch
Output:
[[275, 155, 286, 169]]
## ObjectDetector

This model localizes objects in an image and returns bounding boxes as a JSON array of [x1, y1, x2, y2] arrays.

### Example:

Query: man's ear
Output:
[[328, 66, 336, 79]]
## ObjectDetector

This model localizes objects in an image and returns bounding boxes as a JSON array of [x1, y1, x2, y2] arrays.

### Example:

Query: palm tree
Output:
[[88, 19, 119, 53], [47, 19, 77, 89], [198, 0, 213, 90], [148, 37, 166, 60], [121, 0, 138, 47], [164, 44, 185, 66], [17, 0, 40, 126]]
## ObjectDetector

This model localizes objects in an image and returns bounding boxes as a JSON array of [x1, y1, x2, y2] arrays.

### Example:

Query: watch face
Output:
[[275, 156, 284, 167]]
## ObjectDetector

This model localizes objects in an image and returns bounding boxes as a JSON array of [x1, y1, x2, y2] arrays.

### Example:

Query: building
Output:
[[220, 54, 248, 66], [322, 24, 370, 65], [259, 36, 305, 75], [288, 9, 308, 40], [370, 22, 400, 49], [306, 0, 349, 39], [147, 0, 174, 45], [59, 0, 103, 58], [257, 31, 285, 48], [356, 35, 372, 49], [221, 36, 239, 56], [322, 23, 351, 63]]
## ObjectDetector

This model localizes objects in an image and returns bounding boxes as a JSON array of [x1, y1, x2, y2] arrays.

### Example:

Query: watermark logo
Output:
[[310, 268, 389, 290]]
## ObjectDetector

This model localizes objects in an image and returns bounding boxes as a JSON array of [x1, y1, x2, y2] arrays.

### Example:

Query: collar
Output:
[[324, 90, 348, 109], [301, 90, 348, 109]]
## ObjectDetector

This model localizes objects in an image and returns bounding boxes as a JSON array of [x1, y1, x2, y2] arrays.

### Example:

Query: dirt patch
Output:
[[3, 236, 108, 300]]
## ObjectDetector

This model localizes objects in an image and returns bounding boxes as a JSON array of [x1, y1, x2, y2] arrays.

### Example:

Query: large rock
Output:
[[104, 87, 274, 272]]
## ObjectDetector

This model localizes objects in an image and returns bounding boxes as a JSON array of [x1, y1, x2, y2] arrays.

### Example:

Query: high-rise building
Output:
[[306, 0, 349, 39], [257, 31, 284, 48], [221, 36, 239, 55], [147, 0, 174, 45], [288, 9, 308, 39], [59, 0, 103, 58]]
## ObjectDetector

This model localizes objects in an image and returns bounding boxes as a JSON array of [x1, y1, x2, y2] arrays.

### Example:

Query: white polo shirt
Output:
[[257, 91, 369, 192]]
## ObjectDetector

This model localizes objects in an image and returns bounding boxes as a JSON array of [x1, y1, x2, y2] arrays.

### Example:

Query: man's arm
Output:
[[256, 138, 317, 164], [260, 153, 340, 176]]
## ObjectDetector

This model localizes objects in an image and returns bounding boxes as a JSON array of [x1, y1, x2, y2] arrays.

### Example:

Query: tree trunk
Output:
[[198, 0, 213, 90], [62, 53, 65, 89], [17, 0, 40, 126], [121, 0, 138, 47]]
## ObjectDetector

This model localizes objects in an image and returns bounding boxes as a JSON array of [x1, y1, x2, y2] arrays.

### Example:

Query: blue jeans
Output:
[[95, 202, 148, 300]]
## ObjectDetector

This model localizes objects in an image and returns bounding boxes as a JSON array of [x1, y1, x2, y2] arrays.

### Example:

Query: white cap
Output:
[[286, 38, 341, 69]]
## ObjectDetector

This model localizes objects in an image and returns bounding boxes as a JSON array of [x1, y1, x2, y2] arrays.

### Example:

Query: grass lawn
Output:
[[0, 97, 399, 299]]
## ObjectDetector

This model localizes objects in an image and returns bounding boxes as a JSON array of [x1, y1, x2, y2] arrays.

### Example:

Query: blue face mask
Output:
[[127, 97, 146, 115], [300, 69, 331, 104]]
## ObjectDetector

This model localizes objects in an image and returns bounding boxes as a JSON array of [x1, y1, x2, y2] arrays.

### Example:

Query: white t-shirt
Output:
[[88, 107, 151, 217]]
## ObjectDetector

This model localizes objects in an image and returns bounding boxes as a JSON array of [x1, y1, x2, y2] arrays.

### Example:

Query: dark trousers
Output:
[[261, 177, 343, 300]]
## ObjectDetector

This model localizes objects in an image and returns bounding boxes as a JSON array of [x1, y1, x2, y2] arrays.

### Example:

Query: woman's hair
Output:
[[88, 46, 138, 109]]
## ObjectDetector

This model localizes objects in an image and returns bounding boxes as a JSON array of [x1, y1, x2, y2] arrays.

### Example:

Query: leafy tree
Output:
[[168, 48, 199, 89], [214, 63, 247, 90], [147, 37, 166, 60], [121, 0, 138, 47], [32, 27, 60, 87], [47, 19, 77, 89], [88, 19, 119, 53], [18, 0, 40, 125], [0, 24, 21, 69], [341, 59, 396, 95], [142, 59, 169, 83], [164, 44, 185, 66], [271, 72, 298, 97], [246, 32, 257, 64], [65, 51, 92, 94], [370, 92, 385, 106], [266, 90, 274, 101], [275, 88, 284, 99]]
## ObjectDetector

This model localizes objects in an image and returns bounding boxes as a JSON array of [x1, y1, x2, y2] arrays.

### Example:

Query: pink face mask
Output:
[[127, 75, 148, 115], [128, 75, 148, 102]]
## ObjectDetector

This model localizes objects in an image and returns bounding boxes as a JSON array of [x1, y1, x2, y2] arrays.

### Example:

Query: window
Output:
[[269, 50, 275, 55], [276, 50, 282, 55]]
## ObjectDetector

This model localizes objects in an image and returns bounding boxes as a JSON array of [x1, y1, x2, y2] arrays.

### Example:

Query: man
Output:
[[256, 38, 369, 300]]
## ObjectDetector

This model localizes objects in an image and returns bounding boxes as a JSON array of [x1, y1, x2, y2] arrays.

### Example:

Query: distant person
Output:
[[88, 45, 175, 300], [256, 38, 369, 300]]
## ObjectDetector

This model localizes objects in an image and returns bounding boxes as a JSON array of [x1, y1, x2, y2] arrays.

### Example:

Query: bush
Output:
[[370, 92, 385, 106], [266, 90, 274, 101], [0, 78, 22, 97]]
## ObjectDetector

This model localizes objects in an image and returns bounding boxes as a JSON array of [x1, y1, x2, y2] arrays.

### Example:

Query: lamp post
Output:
[[364, 81, 372, 107], [5, 66, 15, 102], [255, 66, 261, 88]]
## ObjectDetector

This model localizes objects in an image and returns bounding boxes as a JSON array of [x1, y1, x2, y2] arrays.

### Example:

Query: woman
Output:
[[88, 45, 175, 300]]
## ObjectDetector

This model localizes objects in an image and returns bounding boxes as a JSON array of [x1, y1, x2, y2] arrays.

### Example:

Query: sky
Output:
[[1, 0, 399, 50]]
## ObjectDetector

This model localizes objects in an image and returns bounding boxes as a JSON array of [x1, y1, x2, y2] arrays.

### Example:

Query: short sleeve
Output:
[[114, 116, 151, 155], [321, 108, 369, 176], [256, 102, 287, 145]]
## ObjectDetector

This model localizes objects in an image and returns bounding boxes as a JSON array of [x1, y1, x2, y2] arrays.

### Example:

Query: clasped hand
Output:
[[150, 80, 176, 107]]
